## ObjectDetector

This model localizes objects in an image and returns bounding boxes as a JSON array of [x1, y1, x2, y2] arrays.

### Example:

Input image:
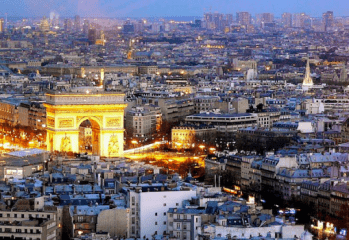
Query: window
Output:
[[14, 214, 17, 218], [164, 221, 166, 225], [176, 203, 179, 206], [177, 223, 180, 229], [155, 222, 158, 225], [183, 215, 187, 220], [163, 203, 166, 206], [164, 212, 166, 216], [21, 214, 24, 218], [155, 213, 157, 216]]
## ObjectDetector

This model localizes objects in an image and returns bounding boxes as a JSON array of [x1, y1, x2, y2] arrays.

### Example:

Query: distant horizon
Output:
[[0, 0, 347, 19], [4, 14, 349, 20]]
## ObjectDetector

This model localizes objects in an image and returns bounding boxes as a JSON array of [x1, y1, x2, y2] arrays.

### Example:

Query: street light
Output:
[[199, 145, 205, 154], [209, 147, 216, 153], [131, 140, 138, 153]]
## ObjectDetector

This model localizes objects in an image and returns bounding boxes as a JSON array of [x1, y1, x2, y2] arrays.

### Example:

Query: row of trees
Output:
[[234, 132, 291, 155], [0, 121, 46, 149], [142, 156, 205, 179]]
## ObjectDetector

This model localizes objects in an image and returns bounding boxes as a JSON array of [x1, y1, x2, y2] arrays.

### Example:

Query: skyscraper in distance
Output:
[[88, 28, 97, 44], [261, 13, 274, 23], [64, 19, 73, 32], [293, 13, 308, 28], [236, 12, 251, 26], [322, 11, 334, 31], [75, 15, 81, 32], [226, 14, 233, 25], [83, 19, 90, 35], [282, 13, 292, 28]]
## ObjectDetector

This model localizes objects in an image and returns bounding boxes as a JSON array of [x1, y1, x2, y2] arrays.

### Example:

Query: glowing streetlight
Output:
[[131, 140, 138, 153]]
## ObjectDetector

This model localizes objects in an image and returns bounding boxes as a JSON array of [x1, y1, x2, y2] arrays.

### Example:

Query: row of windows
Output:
[[0, 213, 51, 219], [0, 228, 40, 234]]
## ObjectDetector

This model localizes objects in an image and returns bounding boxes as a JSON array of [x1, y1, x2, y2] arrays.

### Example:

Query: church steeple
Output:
[[303, 58, 313, 86]]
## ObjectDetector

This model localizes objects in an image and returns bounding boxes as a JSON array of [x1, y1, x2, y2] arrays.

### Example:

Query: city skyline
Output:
[[1, 0, 348, 18]]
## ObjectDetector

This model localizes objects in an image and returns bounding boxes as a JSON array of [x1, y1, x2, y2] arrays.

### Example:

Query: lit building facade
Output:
[[236, 12, 251, 26], [171, 125, 216, 149], [0, 18, 4, 33], [44, 87, 126, 157]]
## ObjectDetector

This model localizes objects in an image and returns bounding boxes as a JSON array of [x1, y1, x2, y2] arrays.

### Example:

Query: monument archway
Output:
[[78, 118, 100, 155], [44, 87, 126, 157]]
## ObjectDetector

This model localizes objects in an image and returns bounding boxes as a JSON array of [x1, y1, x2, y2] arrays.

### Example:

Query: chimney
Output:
[[49, 173, 53, 183], [214, 175, 217, 188], [42, 181, 46, 196], [74, 205, 77, 214]]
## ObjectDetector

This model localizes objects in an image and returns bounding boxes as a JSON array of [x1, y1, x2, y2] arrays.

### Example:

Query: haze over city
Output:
[[1, 0, 349, 17]]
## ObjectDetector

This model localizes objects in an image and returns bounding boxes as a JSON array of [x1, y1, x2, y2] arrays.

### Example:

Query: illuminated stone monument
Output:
[[44, 87, 127, 157]]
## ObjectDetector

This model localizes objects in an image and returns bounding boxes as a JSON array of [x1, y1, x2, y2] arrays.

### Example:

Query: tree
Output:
[[256, 103, 264, 112], [157, 120, 178, 142]]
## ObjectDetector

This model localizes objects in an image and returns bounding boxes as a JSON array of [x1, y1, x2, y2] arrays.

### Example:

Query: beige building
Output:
[[232, 98, 249, 114], [138, 65, 158, 75], [96, 208, 130, 238], [125, 106, 161, 141], [171, 125, 216, 149], [0, 198, 59, 240], [0, 98, 21, 125]]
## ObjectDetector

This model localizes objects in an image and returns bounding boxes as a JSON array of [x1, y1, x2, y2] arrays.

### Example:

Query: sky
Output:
[[0, 0, 348, 18]]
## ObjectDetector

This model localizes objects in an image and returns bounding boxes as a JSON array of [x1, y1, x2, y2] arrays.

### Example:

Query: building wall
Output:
[[0, 101, 18, 125], [18, 105, 29, 126], [139, 190, 197, 239], [97, 208, 130, 238]]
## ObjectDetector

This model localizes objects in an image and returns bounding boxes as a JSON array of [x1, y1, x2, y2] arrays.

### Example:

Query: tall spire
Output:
[[303, 58, 313, 86]]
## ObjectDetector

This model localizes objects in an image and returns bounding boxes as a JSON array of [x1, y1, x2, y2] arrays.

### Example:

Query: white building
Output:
[[126, 184, 197, 239]]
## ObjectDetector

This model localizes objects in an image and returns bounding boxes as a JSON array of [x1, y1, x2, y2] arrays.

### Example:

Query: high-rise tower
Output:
[[322, 11, 334, 31], [74, 15, 81, 32]]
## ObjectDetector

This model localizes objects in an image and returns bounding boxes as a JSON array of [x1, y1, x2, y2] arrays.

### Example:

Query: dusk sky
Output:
[[0, 0, 347, 18]]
